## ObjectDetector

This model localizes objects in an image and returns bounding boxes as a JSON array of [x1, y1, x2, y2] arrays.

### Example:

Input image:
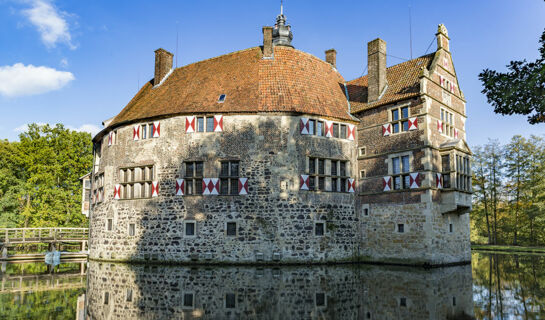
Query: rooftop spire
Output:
[[272, 1, 293, 47]]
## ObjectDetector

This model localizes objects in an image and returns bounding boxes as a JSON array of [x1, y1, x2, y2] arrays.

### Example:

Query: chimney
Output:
[[262, 26, 273, 58], [367, 38, 387, 103], [154, 48, 173, 85], [325, 49, 337, 68], [436, 24, 450, 52]]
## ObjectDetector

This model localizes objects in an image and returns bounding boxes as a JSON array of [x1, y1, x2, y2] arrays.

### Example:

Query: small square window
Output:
[[360, 170, 366, 179], [225, 293, 236, 308], [401, 120, 409, 131], [332, 123, 340, 138], [315, 293, 326, 307], [315, 222, 325, 236], [226, 222, 237, 236], [317, 121, 324, 136], [363, 208, 369, 216], [218, 94, 226, 103], [398, 224, 405, 233], [197, 117, 205, 132], [185, 222, 196, 237], [107, 219, 113, 231], [400, 297, 407, 307], [340, 124, 347, 139], [104, 292, 109, 305], [308, 119, 315, 135], [359, 147, 366, 157], [401, 107, 409, 119], [452, 297, 457, 306], [183, 293, 195, 308], [392, 109, 399, 121], [128, 223, 135, 236], [392, 122, 400, 133]]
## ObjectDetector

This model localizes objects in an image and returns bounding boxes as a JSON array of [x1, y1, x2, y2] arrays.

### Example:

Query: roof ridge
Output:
[[172, 46, 261, 73], [348, 52, 435, 83]]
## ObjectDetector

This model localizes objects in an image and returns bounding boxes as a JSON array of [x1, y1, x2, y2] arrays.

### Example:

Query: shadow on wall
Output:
[[120, 116, 357, 265], [85, 261, 475, 319]]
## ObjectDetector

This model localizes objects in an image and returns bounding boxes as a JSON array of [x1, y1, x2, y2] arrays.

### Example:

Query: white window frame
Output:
[[184, 220, 197, 238]]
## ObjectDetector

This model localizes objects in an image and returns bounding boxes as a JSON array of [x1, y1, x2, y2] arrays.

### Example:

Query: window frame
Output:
[[119, 165, 155, 200], [184, 220, 197, 238], [390, 105, 410, 134], [196, 116, 216, 132], [226, 221, 237, 237], [184, 161, 204, 195], [307, 157, 350, 193], [440, 108, 455, 138], [219, 160, 240, 195], [315, 222, 326, 236], [391, 155, 411, 190]]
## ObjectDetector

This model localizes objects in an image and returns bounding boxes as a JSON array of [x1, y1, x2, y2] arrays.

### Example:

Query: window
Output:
[[218, 94, 226, 103], [359, 170, 366, 179], [391, 106, 409, 134], [185, 161, 203, 195], [391, 155, 410, 190], [128, 223, 135, 236], [308, 157, 349, 192], [363, 208, 369, 216], [397, 224, 405, 233], [315, 293, 326, 307], [225, 293, 236, 309], [332, 123, 340, 138], [449, 223, 453, 233], [92, 173, 104, 204], [359, 147, 366, 157], [185, 221, 196, 237], [226, 222, 237, 236], [316, 121, 324, 136], [456, 154, 471, 192], [196, 116, 216, 132], [340, 124, 347, 139], [126, 289, 133, 302], [441, 108, 455, 137], [308, 119, 315, 135], [104, 292, 109, 305], [119, 165, 154, 199], [315, 222, 325, 236], [108, 130, 117, 145], [107, 219, 113, 231], [183, 293, 195, 308], [441, 154, 451, 188], [140, 123, 156, 140], [220, 161, 240, 195], [400, 297, 407, 307]]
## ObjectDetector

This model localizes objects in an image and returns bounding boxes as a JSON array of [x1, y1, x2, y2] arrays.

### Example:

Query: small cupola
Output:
[[272, 3, 293, 47]]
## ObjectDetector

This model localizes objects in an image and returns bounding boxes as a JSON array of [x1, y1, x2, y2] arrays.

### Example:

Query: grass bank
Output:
[[472, 244, 545, 255]]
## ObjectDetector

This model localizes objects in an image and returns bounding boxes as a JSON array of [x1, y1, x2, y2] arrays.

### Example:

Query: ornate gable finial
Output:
[[437, 24, 448, 37]]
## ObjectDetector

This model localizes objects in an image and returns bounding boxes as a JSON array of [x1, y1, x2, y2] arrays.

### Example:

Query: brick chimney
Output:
[[262, 26, 273, 58], [154, 48, 173, 85], [325, 49, 336, 68], [436, 24, 450, 52], [367, 38, 387, 103]]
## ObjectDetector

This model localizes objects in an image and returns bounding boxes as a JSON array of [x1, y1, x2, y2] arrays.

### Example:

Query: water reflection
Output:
[[472, 252, 545, 319], [86, 261, 474, 319]]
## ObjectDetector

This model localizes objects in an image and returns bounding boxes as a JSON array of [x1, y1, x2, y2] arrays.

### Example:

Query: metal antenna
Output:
[[280, 0, 283, 15], [409, 5, 413, 60]]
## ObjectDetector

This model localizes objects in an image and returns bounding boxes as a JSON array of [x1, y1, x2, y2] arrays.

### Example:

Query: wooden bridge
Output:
[[0, 228, 88, 261]]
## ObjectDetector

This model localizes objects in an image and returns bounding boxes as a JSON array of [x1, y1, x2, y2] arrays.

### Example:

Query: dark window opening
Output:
[[107, 219, 113, 231], [129, 223, 135, 236], [185, 161, 204, 195], [186, 222, 195, 236], [315, 293, 326, 307], [218, 94, 226, 103], [225, 293, 236, 308], [400, 297, 407, 307], [398, 224, 405, 233], [219, 160, 240, 195], [315, 222, 325, 236], [183, 293, 194, 307], [226, 222, 237, 236]]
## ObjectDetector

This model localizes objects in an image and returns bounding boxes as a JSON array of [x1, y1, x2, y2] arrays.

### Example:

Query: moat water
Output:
[[0, 252, 543, 319]]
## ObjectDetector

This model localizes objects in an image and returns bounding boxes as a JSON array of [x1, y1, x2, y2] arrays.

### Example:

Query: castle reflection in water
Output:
[[85, 261, 474, 319]]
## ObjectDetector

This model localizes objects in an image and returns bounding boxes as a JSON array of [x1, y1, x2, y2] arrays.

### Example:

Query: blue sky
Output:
[[0, 0, 544, 146]]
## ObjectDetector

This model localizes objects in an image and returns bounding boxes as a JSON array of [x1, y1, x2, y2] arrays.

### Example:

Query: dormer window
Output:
[[218, 94, 226, 103]]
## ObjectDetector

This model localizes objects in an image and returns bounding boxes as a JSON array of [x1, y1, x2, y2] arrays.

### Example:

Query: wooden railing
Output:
[[0, 228, 88, 245]]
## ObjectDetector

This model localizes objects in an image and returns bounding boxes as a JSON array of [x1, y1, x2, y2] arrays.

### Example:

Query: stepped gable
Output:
[[108, 46, 352, 130], [347, 53, 435, 113]]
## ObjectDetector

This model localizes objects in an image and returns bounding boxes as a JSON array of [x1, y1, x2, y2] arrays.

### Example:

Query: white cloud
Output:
[[22, 0, 75, 49], [14, 123, 101, 136], [0, 63, 74, 97]]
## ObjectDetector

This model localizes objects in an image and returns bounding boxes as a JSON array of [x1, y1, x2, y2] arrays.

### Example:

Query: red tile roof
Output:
[[108, 46, 353, 130], [346, 53, 435, 113]]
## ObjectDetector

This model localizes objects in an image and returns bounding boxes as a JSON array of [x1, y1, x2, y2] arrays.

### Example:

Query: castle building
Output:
[[88, 11, 471, 266]]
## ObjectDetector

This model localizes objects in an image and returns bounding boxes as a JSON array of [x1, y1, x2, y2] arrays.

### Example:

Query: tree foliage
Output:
[[479, 29, 545, 124], [0, 124, 92, 228], [471, 135, 545, 246]]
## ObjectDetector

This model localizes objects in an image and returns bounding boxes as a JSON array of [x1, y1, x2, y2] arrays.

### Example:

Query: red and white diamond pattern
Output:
[[108, 132, 113, 146], [185, 116, 196, 133], [213, 115, 223, 132], [454, 128, 459, 139], [300, 117, 310, 135], [202, 178, 219, 195], [238, 178, 248, 195], [114, 184, 121, 200], [409, 173, 420, 189], [133, 125, 140, 140], [324, 121, 333, 138], [382, 123, 391, 136], [348, 178, 356, 193], [383, 176, 392, 191], [151, 181, 159, 197], [408, 117, 418, 131], [153, 121, 161, 138], [436, 173, 443, 189], [175, 179, 184, 196], [437, 120, 443, 134], [347, 124, 355, 140], [300, 175, 309, 190]]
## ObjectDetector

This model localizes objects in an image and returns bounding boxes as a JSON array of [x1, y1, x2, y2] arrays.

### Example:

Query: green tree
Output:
[[479, 29, 545, 124], [0, 140, 25, 227]]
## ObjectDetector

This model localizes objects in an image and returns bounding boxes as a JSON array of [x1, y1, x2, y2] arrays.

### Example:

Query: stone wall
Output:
[[85, 261, 474, 319], [89, 114, 357, 263]]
